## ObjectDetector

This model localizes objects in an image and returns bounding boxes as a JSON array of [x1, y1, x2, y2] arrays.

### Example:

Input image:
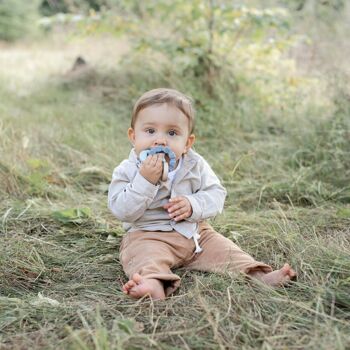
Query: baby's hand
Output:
[[139, 154, 164, 185], [163, 196, 193, 221]]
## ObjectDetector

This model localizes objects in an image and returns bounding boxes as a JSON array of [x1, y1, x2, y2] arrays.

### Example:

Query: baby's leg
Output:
[[185, 222, 296, 286], [119, 230, 194, 299]]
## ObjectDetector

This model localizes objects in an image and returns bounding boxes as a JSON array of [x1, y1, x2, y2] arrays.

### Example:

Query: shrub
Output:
[[0, 0, 38, 41], [39, 0, 110, 16]]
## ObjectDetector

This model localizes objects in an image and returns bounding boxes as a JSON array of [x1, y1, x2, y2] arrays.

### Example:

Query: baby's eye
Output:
[[168, 130, 177, 136], [146, 128, 155, 134]]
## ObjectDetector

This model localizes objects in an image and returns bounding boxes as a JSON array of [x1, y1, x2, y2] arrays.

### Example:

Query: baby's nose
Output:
[[154, 138, 167, 146]]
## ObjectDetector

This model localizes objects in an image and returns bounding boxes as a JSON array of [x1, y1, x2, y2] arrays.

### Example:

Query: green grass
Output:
[[0, 35, 350, 350]]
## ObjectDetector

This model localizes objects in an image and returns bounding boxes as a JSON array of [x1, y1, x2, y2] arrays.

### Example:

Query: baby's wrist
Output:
[[139, 169, 158, 185]]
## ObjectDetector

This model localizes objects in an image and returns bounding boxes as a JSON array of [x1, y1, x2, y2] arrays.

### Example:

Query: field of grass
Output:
[[0, 33, 349, 350]]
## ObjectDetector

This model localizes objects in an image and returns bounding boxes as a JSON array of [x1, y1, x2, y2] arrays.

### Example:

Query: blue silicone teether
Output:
[[139, 146, 176, 172]]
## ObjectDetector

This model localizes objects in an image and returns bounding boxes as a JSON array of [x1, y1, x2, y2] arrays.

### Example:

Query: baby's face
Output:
[[128, 103, 195, 161]]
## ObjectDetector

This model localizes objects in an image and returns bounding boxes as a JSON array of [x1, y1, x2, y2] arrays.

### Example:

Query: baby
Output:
[[108, 88, 296, 300]]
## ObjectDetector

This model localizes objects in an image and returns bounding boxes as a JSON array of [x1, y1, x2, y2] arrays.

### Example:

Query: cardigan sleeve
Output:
[[108, 160, 159, 222], [184, 158, 226, 222]]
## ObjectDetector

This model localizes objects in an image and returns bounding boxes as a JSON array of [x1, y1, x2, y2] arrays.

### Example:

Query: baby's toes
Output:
[[128, 280, 137, 288], [283, 264, 296, 277], [128, 287, 141, 298], [132, 273, 143, 284], [288, 267, 296, 275], [281, 265, 297, 283], [282, 263, 290, 271], [125, 280, 136, 290], [288, 268, 297, 279]]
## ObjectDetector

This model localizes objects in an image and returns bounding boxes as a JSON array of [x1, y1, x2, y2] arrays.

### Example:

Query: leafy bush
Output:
[[39, 0, 110, 16], [0, 0, 38, 41]]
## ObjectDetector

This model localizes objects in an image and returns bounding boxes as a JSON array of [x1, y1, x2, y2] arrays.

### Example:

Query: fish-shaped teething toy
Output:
[[139, 146, 176, 181]]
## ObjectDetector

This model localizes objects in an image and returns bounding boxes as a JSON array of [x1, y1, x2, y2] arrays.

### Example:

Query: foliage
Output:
[[73, 1, 320, 121], [51, 207, 91, 224], [0, 0, 39, 41], [85, 2, 292, 89], [39, 0, 109, 16], [284, 0, 345, 14]]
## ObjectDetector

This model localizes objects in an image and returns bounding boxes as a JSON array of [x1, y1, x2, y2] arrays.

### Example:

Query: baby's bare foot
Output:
[[122, 273, 166, 300], [250, 263, 297, 286]]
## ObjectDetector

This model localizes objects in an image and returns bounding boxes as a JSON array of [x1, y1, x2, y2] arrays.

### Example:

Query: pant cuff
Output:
[[244, 262, 273, 274], [138, 273, 181, 297]]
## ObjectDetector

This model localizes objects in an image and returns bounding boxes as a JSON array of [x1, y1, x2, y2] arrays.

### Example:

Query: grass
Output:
[[0, 33, 350, 350]]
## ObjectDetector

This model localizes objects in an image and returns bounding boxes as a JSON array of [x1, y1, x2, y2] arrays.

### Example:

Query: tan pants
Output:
[[119, 222, 272, 296]]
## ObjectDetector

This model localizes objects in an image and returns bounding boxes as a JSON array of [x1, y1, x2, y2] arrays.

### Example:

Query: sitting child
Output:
[[108, 88, 296, 300]]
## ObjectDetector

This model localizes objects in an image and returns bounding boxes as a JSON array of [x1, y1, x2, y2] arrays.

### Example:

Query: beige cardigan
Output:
[[108, 148, 226, 246]]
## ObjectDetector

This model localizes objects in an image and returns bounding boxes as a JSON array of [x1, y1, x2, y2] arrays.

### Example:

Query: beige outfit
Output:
[[109, 149, 272, 296]]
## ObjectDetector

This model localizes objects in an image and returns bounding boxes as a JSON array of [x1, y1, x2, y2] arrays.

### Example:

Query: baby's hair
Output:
[[131, 88, 195, 134]]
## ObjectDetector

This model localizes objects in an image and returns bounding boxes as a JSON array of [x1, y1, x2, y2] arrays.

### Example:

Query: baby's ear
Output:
[[185, 134, 195, 152], [127, 128, 135, 144]]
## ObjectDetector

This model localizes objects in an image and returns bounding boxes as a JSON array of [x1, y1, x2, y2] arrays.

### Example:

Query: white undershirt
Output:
[[168, 156, 182, 183]]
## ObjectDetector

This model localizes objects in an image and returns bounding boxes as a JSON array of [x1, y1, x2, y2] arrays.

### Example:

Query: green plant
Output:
[[0, 0, 38, 41], [39, 0, 109, 16]]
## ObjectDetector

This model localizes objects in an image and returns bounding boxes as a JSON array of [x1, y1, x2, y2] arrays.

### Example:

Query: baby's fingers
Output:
[[148, 154, 159, 166], [163, 202, 172, 210], [144, 154, 162, 169], [169, 206, 186, 218], [167, 201, 185, 213], [168, 198, 189, 213], [173, 210, 191, 221], [169, 196, 184, 203], [165, 196, 183, 210]]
